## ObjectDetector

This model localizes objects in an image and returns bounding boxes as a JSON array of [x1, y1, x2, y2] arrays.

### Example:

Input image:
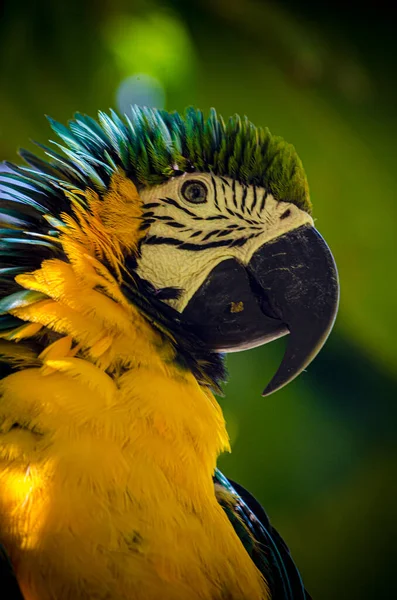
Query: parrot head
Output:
[[0, 106, 339, 395], [136, 170, 338, 397]]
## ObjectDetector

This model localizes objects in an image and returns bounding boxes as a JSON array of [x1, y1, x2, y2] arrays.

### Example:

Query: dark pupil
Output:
[[189, 185, 202, 200], [182, 180, 207, 204]]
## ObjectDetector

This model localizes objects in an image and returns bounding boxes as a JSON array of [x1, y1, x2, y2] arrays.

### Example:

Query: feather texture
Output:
[[0, 106, 312, 599], [215, 472, 312, 600], [0, 255, 269, 598]]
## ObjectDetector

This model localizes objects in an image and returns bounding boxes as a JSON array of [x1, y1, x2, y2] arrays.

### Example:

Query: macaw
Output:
[[0, 106, 339, 600]]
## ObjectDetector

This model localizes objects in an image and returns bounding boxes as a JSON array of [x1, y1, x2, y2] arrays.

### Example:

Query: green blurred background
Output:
[[1, 0, 396, 597]]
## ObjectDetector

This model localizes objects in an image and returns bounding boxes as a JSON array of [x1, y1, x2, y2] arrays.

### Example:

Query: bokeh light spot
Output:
[[116, 74, 165, 113], [104, 10, 196, 87]]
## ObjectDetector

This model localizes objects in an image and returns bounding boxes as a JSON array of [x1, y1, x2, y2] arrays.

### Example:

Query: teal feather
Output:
[[103, 150, 118, 173], [0, 315, 22, 331], [0, 290, 47, 316], [0, 268, 24, 277], [1, 166, 55, 195], [19, 148, 69, 182], [22, 144, 85, 187], [45, 116, 85, 153], [0, 237, 56, 250], [214, 470, 312, 600]]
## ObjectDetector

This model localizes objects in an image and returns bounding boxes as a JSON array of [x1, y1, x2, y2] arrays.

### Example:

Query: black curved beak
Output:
[[182, 224, 339, 396], [248, 225, 339, 395]]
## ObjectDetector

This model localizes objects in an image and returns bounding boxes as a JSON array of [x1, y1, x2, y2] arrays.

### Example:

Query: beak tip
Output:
[[261, 384, 274, 397], [261, 377, 289, 398], [256, 225, 339, 399]]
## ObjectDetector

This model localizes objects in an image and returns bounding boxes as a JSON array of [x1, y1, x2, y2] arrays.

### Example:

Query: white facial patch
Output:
[[136, 173, 313, 312]]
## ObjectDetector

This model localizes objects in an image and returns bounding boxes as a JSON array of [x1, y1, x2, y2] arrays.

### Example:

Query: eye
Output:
[[181, 180, 208, 204]]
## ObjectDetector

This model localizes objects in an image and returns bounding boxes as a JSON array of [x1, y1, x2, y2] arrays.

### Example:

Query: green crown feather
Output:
[[3, 105, 310, 210]]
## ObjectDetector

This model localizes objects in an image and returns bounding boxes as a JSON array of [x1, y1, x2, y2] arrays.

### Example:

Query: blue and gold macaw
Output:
[[0, 107, 339, 599]]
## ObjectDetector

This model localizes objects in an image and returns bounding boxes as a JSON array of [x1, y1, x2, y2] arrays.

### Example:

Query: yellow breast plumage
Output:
[[0, 251, 267, 600]]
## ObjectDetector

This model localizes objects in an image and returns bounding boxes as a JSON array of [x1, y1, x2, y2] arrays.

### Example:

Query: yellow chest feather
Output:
[[0, 365, 267, 600], [0, 259, 268, 600]]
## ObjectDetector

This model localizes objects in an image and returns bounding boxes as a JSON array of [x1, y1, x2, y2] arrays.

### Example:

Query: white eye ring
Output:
[[181, 179, 208, 204]]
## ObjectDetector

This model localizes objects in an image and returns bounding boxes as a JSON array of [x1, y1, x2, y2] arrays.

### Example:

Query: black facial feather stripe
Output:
[[232, 179, 238, 208], [260, 191, 268, 212], [139, 221, 153, 231], [144, 234, 259, 251], [280, 208, 291, 220], [215, 229, 234, 239], [210, 176, 219, 211], [229, 231, 262, 246], [241, 186, 248, 211], [195, 215, 228, 221], [144, 236, 181, 247], [141, 215, 188, 230], [162, 197, 198, 218], [200, 228, 235, 242], [202, 229, 222, 242], [157, 197, 228, 221], [144, 182, 267, 245], [150, 215, 186, 225], [250, 185, 257, 214], [245, 218, 262, 226], [181, 238, 246, 250], [163, 221, 186, 229], [143, 202, 161, 209], [224, 206, 251, 223]]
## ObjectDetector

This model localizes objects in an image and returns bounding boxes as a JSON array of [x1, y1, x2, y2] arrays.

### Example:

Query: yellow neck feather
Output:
[[0, 245, 268, 599]]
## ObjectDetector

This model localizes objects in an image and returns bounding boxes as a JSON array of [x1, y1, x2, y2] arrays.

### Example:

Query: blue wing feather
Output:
[[214, 469, 312, 600]]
